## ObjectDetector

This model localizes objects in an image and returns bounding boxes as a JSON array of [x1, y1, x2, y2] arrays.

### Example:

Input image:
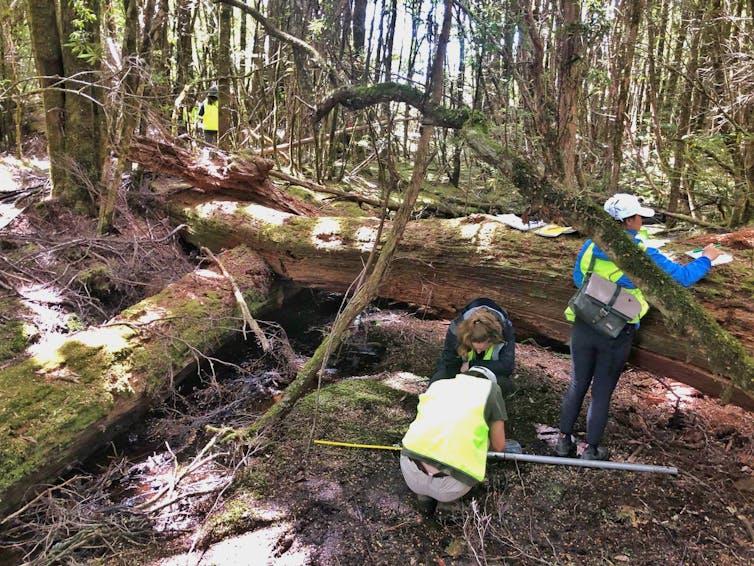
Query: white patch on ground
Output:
[[148, 523, 313, 565]]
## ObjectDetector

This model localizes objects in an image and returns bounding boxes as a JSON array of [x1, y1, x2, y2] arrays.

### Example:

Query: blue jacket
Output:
[[573, 230, 712, 289]]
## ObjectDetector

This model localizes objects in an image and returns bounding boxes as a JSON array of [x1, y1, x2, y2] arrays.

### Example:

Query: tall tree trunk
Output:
[[175, 0, 194, 89], [218, 2, 233, 149], [449, 8, 465, 188], [58, 0, 104, 214], [0, 14, 23, 157], [667, 4, 703, 222], [25, 0, 67, 194], [353, 0, 368, 56], [556, 0, 584, 188], [97, 0, 142, 234], [607, 0, 644, 193]]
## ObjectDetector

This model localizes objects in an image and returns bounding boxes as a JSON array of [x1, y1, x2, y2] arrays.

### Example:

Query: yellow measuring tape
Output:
[[314, 439, 401, 451]]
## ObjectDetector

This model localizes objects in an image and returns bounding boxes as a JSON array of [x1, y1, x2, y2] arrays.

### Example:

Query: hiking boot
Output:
[[581, 445, 609, 461], [417, 495, 437, 516], [555, 433, 575, 457]]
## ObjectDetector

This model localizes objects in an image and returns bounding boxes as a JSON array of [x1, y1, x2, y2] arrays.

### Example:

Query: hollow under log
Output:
[[165, 191, 754, 412]]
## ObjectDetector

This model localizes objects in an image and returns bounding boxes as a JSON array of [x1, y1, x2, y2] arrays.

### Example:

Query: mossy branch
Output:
[[461, 120, 754, 397]]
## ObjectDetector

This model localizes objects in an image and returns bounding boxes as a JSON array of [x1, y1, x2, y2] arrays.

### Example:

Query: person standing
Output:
[[430, 297, 515, 395], [196, 84, 219, 144], [556, 193, 721, 460], [400, 366, 507, 516]]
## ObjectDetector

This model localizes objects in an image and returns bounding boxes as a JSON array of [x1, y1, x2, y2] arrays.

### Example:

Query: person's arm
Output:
[[430, 325, 462, 384], [484, 383, 507, 452], [488, 420, 506, 453], [646, 245, 715, 287], [572, 241, 590, 287]]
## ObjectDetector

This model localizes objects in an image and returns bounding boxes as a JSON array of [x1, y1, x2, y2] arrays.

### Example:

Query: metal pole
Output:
[[487, 451, 678, 475], [314, 440, 679, 475]]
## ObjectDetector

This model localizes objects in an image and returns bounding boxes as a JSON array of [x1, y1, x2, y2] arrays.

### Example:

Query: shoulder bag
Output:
[[568, 254, 642, 338]]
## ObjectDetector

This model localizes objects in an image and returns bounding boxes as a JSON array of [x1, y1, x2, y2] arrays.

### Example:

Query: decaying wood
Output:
[[166, 191, 754, 412], [127, 136, 319, 216], [0, 247, 281, 517]]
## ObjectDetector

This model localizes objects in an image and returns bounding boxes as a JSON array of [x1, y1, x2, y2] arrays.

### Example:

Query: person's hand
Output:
[[701, 243, 722, 262], [460, 362, 469, 372]]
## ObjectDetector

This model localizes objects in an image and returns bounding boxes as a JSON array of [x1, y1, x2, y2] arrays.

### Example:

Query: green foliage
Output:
[[63, 0, 102, 64], [308, 18, 326, 39]]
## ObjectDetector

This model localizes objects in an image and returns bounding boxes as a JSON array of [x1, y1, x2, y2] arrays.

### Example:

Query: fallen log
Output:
[[127, 136, 319, 216], [0, 247, 280, 517], [165, 191, 754, 411]]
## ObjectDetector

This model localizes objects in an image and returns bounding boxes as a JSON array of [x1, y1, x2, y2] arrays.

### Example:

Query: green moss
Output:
[[0, 318, 29, 361], [65, 314, 85, 332], [285, 185, 317, 204], [296, 380, 410, 447], [204, 500, 255, 537], [234, 468, 271, 498], [0, 357, 112, 493]]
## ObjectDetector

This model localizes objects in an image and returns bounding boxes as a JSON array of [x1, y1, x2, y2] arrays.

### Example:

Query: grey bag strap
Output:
[[584, 247, 623, 309]]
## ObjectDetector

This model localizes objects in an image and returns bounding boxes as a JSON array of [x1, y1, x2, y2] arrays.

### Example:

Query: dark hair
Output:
[[456, 309, 503, 358]]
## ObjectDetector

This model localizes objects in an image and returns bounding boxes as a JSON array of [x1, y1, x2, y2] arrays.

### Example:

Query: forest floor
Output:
[[0, 151, 753, 565], [132, 309, 754, 566]]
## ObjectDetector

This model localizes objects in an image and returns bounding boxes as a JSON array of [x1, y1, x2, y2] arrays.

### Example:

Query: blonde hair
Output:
[[456, 309, 503, 358]]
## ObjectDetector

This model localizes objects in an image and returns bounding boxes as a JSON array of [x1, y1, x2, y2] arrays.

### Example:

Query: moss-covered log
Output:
[[0, 247, 281, 517], [166, 191, 754, 411]]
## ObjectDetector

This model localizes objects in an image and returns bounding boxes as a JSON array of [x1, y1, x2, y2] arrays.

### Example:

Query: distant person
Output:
[[556, 193, 721, 460], [400, 366, 507, 516], [196, 84, 219, 144], [431, 298, 515, 395]]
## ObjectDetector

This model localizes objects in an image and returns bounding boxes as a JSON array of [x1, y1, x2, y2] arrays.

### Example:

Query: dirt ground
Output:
[[1, 153, 753, 565]]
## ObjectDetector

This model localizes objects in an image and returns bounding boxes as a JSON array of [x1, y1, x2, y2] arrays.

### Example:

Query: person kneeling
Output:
[[400, 366, 507, 516], [430, 297, 515, 396]]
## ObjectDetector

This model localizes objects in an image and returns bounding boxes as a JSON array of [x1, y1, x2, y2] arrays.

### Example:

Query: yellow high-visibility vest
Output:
[[202, 100, 218, 131]]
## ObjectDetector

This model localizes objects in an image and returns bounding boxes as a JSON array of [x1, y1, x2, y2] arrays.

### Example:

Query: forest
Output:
[[0, 0, 753, 564]]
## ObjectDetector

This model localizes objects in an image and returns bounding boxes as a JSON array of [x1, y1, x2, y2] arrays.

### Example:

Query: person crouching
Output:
[[400, 366, 507, 516]]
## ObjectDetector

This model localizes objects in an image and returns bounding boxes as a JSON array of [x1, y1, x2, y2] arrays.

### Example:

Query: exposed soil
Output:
[[1, 154, 753, 565]]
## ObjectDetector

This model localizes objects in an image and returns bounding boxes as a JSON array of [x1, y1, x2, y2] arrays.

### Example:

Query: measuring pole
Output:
[[487, 451, 678, 475], [314, 440, 678, 475]]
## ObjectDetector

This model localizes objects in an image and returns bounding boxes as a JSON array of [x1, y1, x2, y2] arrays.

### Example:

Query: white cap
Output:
[[464, 366, 496, 382], [604, 193, 655, 221]]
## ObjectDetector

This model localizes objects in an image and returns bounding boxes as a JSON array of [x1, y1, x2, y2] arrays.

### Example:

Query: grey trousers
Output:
[[399, 455, 473, 503]]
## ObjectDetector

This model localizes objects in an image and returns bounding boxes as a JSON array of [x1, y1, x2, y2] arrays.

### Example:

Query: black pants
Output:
[[559, 318, 635, 446]]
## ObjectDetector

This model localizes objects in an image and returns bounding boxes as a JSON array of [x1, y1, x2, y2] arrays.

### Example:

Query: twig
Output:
[[201, 246, 270, 351], [0, 476, 83, 526]]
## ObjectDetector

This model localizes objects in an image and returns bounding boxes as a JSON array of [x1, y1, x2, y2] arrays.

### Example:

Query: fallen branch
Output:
[[201, 246, 270, 351]]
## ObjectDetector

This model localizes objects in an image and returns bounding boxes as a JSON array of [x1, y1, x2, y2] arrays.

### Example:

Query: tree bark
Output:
[[607, 0, 644, 193], [127, 135, 319, 216], [25, 0, 67, 194], [165, 189, 754, 412], [0, 247, 281, 517], [218, 2, 232, 149]]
